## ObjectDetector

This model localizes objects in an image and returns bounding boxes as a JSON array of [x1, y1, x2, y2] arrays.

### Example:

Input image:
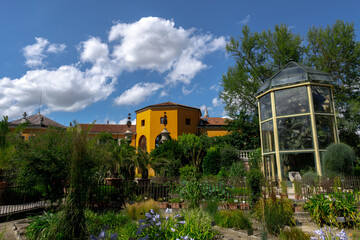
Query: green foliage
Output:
[[179, 165, 199, 180], [229, 161, 246, 179], [150, 139, 184, 177], [224, 111, 260, 150], [26, 211, 58, 240], [177, 134, 207, 170], [247, 149, 263, 205], [125, 199, 159, 220], [47, 127, 102, 240], [11, 128, 72, 201], [323, 143, 356, 176], [202, 146, 221, 175], [303, 191, 359, 228], [302, 171, 319, 186], [110, 143, 137, 180], [254, 198, 295, 235], [86, 210, 137, 239], [135, 208, 216, 240], [220, 146, 238, 168], [214, 210, 252, 230], [177, 178, 202, 208], [278, 227, 310, 240]]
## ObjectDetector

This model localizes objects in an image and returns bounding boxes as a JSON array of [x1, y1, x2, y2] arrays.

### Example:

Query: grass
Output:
[[125, 198, 159, 220], [214, 210, 252, 230]]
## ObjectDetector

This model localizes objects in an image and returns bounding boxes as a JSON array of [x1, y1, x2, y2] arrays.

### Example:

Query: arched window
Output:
[[139, 135, 147, 151]]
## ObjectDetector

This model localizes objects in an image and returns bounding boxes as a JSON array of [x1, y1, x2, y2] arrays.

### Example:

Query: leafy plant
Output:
[[229, 161, 246, 179], [215, 210, 252, 230], [202, 146, 221, 176], [254, 198, 295, 235], [220, 146, 238, 168], [303, 191, 359, 228]]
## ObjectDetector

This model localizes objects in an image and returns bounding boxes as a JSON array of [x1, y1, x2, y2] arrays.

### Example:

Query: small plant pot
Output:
[[218, 203, 227, 210], [227, 203, 238, 210], [199, 202, 208, 209], [159, 202, 168, 209], [171, 202, 180, 209], [239, 203, 250, 210], [181, 202, 188, 209]]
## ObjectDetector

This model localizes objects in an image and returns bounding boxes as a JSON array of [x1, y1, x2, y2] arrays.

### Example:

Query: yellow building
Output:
[[135, 102, 228, 152]]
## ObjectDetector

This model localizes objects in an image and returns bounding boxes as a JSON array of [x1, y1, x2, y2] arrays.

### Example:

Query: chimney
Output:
[[107, 120, 109, 124]]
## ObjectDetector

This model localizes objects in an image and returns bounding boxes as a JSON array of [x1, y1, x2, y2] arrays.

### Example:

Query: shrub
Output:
[[323, 143, 356, 176], [229, 161, 246, 179], [278, 227, 310, 240], [302, 171, 319, 186], [26, 211, 57, 240], [125, 199, 159, 220], [179, 165, 199, 180], [254, 198, 295, 235], [215, 210, 252, 230], [202, 146, 221, 175], [303, 191, 359, 228], [220, 146, 239, 168]]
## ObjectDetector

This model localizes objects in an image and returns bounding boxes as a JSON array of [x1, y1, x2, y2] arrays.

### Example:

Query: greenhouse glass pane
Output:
[[264, 155, 277, 180], [275, 86, 309, 116], [316, 115, 335, 149], [259, 94, 272, 121], [277, 116, 313, 150], [312, 86, 333, 113], [261, 120, 275, 153], [280, 152, 315, 180]]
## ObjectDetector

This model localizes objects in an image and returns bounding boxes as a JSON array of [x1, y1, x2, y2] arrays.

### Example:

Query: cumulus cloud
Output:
[[159, 90, 168, 98], [114, 82, 162, 106], [212, 97, 222, 107], [0, 65, 115, 118], [109, 17, 225, 85], [238, 15, 250, 25], [23, 37, 66, 68]]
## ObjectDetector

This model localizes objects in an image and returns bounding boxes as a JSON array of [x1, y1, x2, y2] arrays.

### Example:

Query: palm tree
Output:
[[135, 148, 169, 179]]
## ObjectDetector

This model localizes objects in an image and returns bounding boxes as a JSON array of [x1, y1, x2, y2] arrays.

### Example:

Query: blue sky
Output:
[[1, 0, 359, 126]]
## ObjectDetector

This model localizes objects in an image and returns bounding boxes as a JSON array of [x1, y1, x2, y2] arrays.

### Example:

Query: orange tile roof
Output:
[[200, 117, 228, 126], [135, 101, 201, 114], [78, 124, 136, 134]]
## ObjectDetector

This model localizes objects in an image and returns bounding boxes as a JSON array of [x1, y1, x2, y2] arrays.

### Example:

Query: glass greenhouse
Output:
[[256, 62, 339, 181]]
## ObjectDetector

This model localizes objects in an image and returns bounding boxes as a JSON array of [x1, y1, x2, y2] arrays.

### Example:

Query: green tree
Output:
[[221, 21, 360, 154], [177, 134, 207, 171], [220, 24, 304, 116], [11, 128, 72, 201]]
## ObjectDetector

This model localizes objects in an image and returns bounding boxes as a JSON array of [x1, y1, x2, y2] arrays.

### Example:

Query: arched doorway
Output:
[[139, 135, 147, 151]]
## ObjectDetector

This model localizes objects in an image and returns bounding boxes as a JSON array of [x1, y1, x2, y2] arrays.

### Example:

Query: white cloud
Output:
[[114, 82, 162, 106], [159, 90, 168, 98], [23, 37, 66, 68], [0, 65, 115, 119], [109, 17, 225, 84], [119, 117, 136, 125], [212, 97, 222, 107], [210, 84, 220, 91], [238, 15, 250, 25], [47, 43, 66, 53], [182, 84, 197, 95]]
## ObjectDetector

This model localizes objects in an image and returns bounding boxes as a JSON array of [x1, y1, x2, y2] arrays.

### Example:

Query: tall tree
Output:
[[220, 24, 304, 116]]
